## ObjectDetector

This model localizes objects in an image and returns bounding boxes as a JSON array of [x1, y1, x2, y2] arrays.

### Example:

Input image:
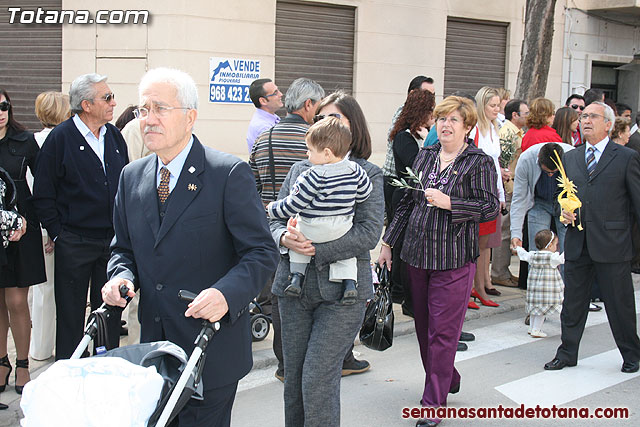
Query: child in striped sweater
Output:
[[267, 117, 372, 304]]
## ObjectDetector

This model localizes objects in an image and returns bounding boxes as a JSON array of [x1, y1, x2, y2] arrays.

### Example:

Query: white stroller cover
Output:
[[20, 357, 164, 427]]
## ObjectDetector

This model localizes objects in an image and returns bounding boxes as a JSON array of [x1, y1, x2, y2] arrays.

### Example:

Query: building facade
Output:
[[1, 0, 637, 157]]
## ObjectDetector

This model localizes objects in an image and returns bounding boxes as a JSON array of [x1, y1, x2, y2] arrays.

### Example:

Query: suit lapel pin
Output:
[[116, 149, 120, 154], [188, 183, 197, 191], [453, 170, 458, 174], [188, 166, 196, 174], [80, 145, 85, 150]]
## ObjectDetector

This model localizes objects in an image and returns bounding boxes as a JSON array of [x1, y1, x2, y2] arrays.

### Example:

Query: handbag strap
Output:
[[267, 126, 277, 201], [376, 263, 391, 290]]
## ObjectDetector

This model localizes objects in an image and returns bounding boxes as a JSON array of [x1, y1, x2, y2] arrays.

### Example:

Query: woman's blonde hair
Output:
[[35, 91, 71, 128], [433, 96, 477, 134], [526, 97, 555, 130], [475, 86, 500, 137]]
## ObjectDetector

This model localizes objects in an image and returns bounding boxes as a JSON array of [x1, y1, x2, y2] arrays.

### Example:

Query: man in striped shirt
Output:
[[267, 117, 372, 304]]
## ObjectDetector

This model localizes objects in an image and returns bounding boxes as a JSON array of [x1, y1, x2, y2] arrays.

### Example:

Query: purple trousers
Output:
[[407, 261, 475, 409]]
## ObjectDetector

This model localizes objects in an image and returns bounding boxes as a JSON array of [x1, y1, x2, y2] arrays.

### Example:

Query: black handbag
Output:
[[359, 263, 394, 351]]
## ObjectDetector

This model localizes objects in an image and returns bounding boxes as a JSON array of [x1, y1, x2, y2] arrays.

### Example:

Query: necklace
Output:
[[427, 144, 466, 189]]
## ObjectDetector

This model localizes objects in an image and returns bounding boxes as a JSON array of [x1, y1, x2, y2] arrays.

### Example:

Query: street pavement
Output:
[[232, 283, 640, 426], [2, 269, 639, 426]]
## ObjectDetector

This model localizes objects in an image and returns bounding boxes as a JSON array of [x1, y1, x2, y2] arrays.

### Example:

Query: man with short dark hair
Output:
[[566, 94, 586, 146], [246, 78, 283, 152], [32, 73, 129, 360], [545, 101, 640, 374], [583, 88, 605, 106], [491, 99, 528, 287], [616, 103, 632, 120]]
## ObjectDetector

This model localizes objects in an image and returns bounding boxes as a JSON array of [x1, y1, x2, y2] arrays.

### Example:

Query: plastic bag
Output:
[[21, 357, 164, 427]]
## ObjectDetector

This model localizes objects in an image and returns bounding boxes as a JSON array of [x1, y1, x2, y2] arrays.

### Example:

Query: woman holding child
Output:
[[270, 91, 384, 426], [379, 96, 499, 427]]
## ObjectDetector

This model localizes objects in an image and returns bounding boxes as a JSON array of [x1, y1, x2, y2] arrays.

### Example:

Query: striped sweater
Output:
[[268, 158, 372, 219], [249, 113, 309, 208]]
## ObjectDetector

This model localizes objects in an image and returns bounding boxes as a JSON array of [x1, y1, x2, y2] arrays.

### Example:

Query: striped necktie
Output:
[[586, 146, 597, 177], [158, 167, 171, 203]]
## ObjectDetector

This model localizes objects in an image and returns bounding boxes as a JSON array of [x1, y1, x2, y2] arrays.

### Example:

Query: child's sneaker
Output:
[[530, 330, 547, 338], [341, 279, 358, 305]]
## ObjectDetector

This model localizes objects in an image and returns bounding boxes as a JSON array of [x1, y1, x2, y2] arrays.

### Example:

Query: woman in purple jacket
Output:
[[379, 96, 499, 427]]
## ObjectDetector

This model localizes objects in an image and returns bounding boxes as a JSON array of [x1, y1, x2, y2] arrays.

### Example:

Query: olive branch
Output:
[[390, 167, 425, 193]]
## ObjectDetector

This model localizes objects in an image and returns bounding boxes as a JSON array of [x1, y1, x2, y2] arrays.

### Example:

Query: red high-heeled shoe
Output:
[[468, 300, 480, 310], [471, 289, 499, 307]]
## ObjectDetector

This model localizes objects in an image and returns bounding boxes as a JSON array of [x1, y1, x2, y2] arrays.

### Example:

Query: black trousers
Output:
[[556, 241, 640, 365], [54, 229, 120, 360], [173, 381, 238, 427]]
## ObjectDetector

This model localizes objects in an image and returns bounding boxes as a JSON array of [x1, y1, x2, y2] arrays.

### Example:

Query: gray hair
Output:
[[69, 73, 108, 115], [284, 78, 324, 113], [591, 101, 615, 135], [139, 67, 198, 110]]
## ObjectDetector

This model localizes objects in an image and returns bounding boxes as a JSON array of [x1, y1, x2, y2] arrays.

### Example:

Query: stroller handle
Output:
[[178, 289, 198, 303]]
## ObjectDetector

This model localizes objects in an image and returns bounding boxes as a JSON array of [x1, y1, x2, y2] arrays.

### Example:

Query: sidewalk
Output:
[[0, 255, 525, 425]]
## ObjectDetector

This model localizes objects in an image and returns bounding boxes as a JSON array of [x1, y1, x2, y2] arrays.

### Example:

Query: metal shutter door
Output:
[[444, 18, 508, 97], [275, 0, 355, 98], [0, 1, 62, 132]]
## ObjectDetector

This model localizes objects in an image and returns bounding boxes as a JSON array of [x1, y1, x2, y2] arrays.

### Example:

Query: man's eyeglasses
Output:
[[579, 113, 605, 121], [570, 104, 585, 111], [262, 89, 281, 99], [134, 105, 191, 119], [96, 92, 115, 103], [0, 101, 10, 112], [313, 113, 341, 123]]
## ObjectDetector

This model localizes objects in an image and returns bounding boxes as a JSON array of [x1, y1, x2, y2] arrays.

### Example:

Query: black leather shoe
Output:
[[341, 358, 370, 376], [341, 279, 358, 305], [284, 273, 304, 296], [449, 382, 460, 394], [274, 367, 284, 382], [0, 402, 7, 410], [621, 361, 639, 373], [544, 358, 576, 370], [457, 342, 467, 352], [589, 303, 602, 312], [401, 303, 415, 318], [460, 331, 475, 342], [631, 267, 640, 274], [416, 419, 439, 427], [525, 315, 530, 325]]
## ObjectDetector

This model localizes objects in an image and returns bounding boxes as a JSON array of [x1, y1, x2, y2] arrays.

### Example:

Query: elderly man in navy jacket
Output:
[[102, 68, 278, 427], [32, 73, 128, 360]]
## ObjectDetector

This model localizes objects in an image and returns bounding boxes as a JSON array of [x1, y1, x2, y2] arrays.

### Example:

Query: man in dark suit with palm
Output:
[[102, 67, 278, 426], [545, 101, 640, 374]]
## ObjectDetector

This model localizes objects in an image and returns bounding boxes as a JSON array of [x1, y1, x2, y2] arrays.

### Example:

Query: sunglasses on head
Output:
[[570, 104, 585, 111], [313, 113, 341, 123], [0, 101, 10, 112]]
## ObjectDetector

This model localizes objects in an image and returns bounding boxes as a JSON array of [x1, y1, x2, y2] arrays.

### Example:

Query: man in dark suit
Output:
[[545, 101, 640, 374], [32, 73, 129, 360], [102, 68, 279, 426]]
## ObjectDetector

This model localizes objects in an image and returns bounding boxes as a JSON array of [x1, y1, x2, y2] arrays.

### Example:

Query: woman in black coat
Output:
[[387, 89, 436, 316], [0, 89, 46, 394]]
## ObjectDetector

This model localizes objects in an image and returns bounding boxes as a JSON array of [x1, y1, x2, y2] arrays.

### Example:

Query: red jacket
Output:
[[521, 126, 563, 152]]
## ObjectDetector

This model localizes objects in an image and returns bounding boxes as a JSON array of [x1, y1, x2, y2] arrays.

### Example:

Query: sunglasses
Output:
[[313, 113, 341, 123], [97, 92, 115, 103], [570, 104, 585, 111], [0, 101, 10, 112]]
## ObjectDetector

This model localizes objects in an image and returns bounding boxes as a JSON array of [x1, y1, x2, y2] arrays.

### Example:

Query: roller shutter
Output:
[[0, 1, 62, 132], [444, 17, 508, 97], [275, 0, 355, 100]]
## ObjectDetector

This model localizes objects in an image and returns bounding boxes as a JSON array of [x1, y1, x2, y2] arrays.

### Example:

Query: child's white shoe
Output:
[[530, 329, 547, 338]]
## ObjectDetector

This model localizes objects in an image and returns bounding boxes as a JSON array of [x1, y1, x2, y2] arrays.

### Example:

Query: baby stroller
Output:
[[21, 286, 220, 427], [249, 298, 271, 342]]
